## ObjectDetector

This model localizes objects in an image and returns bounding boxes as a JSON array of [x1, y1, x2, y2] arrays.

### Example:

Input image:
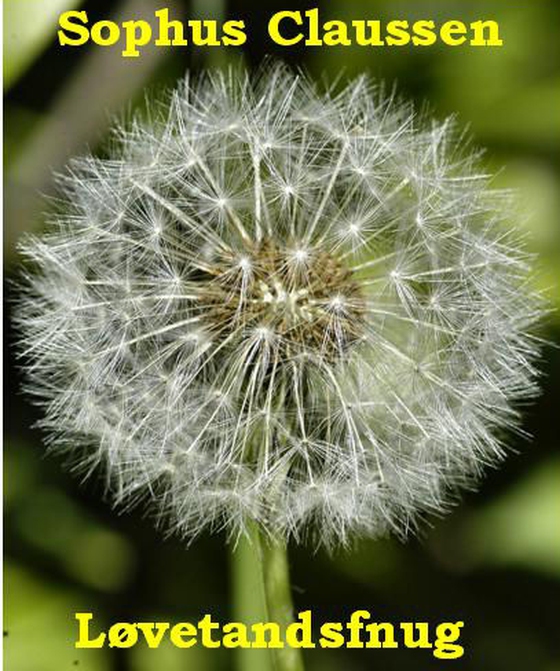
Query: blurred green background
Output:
[[3, 1, 560, 670]]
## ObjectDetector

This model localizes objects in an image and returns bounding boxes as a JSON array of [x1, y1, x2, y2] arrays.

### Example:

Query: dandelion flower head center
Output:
[[200, 238, 365, 358]]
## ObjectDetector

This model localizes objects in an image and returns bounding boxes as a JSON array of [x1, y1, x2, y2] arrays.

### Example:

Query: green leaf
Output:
[[3, 0, 83, 89], [4, 562, 110, 671], [465, 458, 560, 578]]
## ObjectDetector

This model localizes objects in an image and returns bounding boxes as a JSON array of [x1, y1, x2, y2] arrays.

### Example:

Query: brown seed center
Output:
[[199, 239, 364, 358]]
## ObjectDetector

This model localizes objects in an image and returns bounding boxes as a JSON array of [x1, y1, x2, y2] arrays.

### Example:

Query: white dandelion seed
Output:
[[16, 63, 543, 548]]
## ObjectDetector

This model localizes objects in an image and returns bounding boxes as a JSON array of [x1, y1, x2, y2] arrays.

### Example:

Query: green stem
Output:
[[231, 525, 272, 671], [230, 523, 305, 671], [260, 535, 305, 671]]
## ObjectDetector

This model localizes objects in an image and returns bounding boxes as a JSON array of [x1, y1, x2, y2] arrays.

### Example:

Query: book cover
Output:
[[3, 2, 559, 670]]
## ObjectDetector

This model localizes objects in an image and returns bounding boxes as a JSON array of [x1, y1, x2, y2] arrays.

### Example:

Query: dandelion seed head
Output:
[[16, 63, 543, 547]]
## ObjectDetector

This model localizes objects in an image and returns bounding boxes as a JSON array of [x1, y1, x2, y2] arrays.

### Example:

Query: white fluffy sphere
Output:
[[18, 64, 542, 546]]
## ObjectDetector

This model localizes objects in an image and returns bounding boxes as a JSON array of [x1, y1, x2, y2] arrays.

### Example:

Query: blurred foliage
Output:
[[3, 0, 84, 89], [465, 457, 560, 578], [3, 0, 560, 670], [4, 562, 110, 671]]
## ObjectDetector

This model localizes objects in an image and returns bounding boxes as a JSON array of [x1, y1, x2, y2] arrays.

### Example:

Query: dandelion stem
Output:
[[260, 536, 305, 671], [231, 528, 272, 671], [231, 524, 305, 671]]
